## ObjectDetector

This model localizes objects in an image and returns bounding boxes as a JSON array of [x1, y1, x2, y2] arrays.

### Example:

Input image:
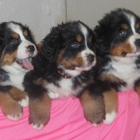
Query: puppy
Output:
[[94, 8, 140, 121], [0, 21, 37, 120], [24, 21, 113, 130]]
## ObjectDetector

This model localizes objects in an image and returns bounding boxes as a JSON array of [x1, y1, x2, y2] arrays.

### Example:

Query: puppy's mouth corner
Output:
[[15, 57, 34, 70], [125, 49, 140, 57], [58, 68, 72, 78]]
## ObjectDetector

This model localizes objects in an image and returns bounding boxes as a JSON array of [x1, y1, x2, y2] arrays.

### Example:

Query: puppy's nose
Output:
[[135, 39, 140, 47], [87, 54, 94, 62], [27, 45, 35, 52]]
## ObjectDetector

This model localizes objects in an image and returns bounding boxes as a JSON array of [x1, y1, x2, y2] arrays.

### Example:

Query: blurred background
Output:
[[0, 0, 140, 42]]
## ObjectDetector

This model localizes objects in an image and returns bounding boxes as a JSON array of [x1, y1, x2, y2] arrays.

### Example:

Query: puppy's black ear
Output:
[[0, 23, 4, 42], [41, 24, 63, 63], [93, 25, 111, 55], [0, 22, 6, 52]]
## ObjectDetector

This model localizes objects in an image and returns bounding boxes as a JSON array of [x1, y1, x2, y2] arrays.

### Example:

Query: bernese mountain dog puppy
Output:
[[0, 21, 37, 121], [94, 8, 140, 117], [24, 21, 115, 130]]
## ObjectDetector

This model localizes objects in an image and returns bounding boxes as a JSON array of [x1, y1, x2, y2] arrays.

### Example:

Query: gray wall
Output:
[[67, 0, 140, 29], [0, 0, 66, 42], [0, 0, 140, 43]]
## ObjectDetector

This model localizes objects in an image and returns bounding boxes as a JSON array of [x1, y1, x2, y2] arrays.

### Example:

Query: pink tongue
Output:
[[22, 58, 34, 70]]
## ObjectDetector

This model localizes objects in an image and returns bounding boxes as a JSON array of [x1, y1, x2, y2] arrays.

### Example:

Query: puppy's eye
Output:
[[71, 42, 80, 48], [119, 30, 127, 36], [11, 39, 19, 45]]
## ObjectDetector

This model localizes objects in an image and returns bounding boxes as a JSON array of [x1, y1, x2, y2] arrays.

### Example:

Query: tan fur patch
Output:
[[33, 78, 48, 87], [103, 88, 118, 114], [36, 44, 42, 52], [0, 91, 22, 116], [0, 50, 17, 66], [99, 74, 124, 83], [134, 85, 140, 99], [121, 24, 129, 30], [136, 22, 140, 29], [89, 35, 93, 42], [76, 34, 82, 42], [11, 33, 19, 39], [57, 51, 83, 70], [29, 93, 51, 125], [110, 40, 132, 57], [9, 86, 27, 102], [80, 89, 105, 124], [23, 30, 28, 36]]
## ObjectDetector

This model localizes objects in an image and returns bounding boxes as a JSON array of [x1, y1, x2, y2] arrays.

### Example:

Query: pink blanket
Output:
[[0, 90, 140, 140]]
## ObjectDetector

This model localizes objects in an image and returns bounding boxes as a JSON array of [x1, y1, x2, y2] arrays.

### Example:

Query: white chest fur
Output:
[[46, 77, 84, 99], [105, 56, 140, 91], [1, 65, 26, 91]]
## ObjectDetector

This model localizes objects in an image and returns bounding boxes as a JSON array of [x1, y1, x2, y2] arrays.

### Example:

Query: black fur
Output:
[[94, 8, 140, 91], [0, 21, 37, 121], [0, 21, 36, 93], [24, 21, 106, 130]]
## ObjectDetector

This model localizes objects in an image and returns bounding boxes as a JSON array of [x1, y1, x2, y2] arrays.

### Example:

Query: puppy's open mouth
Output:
[[15, 57, 34, 70], [126, 51, 140, 57], [58, 68, 72, 78], [125, 48, 140, 57]]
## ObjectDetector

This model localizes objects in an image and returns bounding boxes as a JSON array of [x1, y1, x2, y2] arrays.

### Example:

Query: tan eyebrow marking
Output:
[[89, 35, 92, 42], [23, 30, 28, 36], [76, 34, 82, 42], [136, 22, 140, 28], [11, 33, 19, 39], [121, 24, 129, 30]]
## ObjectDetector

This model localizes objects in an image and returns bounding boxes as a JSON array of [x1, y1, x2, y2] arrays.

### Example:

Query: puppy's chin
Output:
[[58, 65, 93, 78], [11, 62, 30, 72], [126, 52, 140, 57], [58, 68, 81, 78]]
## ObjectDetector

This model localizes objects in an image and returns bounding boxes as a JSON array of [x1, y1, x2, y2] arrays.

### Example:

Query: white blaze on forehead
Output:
[[125, 12, 136, 33], [79, 23, 88, 48], [124, 12, 140, 53], [8, 23, 37, 59], [8, 23, 26, 40], [79, 23, 95, 65]]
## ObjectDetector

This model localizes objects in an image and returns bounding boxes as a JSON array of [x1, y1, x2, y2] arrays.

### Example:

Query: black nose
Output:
[[135, 39, 140, 47], [87, 54, 94, 62], [27, 45, 35, 52]]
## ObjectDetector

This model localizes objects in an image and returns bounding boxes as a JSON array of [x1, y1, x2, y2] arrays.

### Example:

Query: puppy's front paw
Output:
[[85, 107, 105, 126], [29, 112, 50, 130], [103, 111, 117, 124], [18, 96, 29, 107], [9, 87, 29, 107], [2, 100, 22, 121], [48, 92, 59, 99], [29, 94, 51, 130], [103, 88, 118, 125], [80, 89, 105, 126]]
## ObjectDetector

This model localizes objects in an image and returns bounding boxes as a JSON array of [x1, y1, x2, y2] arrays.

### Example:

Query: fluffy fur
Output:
[[0, 21, 37, 121], [24, 21, 112, 130], [94, 8, 140, 119]]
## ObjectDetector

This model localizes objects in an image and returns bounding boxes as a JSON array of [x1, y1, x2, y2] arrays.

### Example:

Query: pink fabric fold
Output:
[[0, 90, 140, 140]]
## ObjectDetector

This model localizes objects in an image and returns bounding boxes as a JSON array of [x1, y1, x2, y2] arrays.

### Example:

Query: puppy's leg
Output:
[[103, 88, 118, 124], [134, 79, 140, 99], [29, 93, 51, 130], [80, 86, 105, 126], [9, 86, 29, 107], [0, 91, 22, 121]]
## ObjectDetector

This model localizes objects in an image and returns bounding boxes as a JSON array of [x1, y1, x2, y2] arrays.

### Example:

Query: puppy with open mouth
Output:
[[0, 21, 37, 121], [24, 20, 118, 130]]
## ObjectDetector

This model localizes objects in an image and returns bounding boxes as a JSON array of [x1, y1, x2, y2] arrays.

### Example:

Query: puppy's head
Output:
[[94, 8, 140, 57], [42, 21, 96, 78], [0, 21, 37, 71]]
